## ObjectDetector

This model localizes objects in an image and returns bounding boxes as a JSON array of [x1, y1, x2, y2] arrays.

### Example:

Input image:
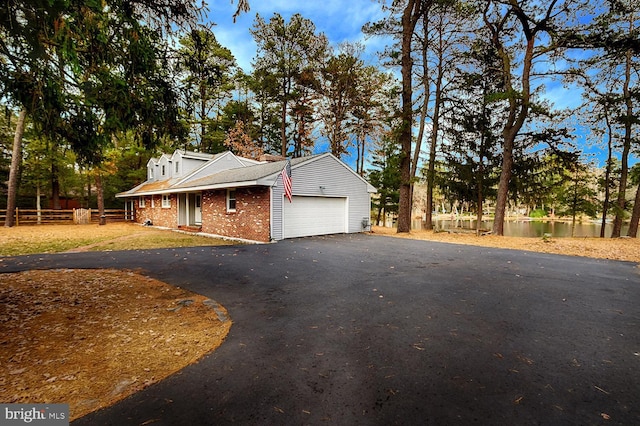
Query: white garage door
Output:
[[283, 196, 347, 238]]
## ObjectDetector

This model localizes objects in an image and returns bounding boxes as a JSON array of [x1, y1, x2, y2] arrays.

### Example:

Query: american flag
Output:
[[281, 160, 292, 203]]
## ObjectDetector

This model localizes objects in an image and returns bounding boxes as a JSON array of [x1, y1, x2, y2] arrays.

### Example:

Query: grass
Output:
[[0, 222, 237, 256]]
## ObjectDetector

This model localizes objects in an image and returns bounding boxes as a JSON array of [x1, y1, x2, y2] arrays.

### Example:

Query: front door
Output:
[[194, 194, 202, 224]]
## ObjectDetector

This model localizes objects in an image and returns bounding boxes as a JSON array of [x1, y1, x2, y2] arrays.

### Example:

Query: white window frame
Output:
[[226, 189, 237, 212], [139, 196, 146, 208], [162, 165, 166, 176], [175, 161, 179, 174], [162, 194, 171, 208]]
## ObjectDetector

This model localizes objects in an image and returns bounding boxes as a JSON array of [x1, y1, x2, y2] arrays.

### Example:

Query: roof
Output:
[[177, 150, 216, 161], [116, 151, 376, 198], [172, 156, 309, 190]]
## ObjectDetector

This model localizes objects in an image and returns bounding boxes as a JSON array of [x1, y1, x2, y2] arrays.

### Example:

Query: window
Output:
[[148, 168, 154, 180], [139, 197, 146, 208], [162, 194, 171, 208], [175, 161, 179, 174], [226, 189, 236, 212], [162, 165, 166, 176]]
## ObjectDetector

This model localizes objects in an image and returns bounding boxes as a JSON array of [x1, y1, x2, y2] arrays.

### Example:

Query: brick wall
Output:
[[134, 195, 177, 228], [201, 187, 271, 242]]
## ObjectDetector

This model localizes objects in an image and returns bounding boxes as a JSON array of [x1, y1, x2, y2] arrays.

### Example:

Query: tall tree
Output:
[[445, 34, 504, 233], [249, 68, 284, 154], [251, 13, 328, 157], [368, 131, 403, 226], [351, 66, 396, 176], [4, 110, 26, 227], [1, 0, 200, 224], [318, 43, 363, 158], [483, 0, 586, 235], [417, 0, 465, 230], [397, 0, 429, 233], [628, 163, 640, 237], [177, 25, 237, 152], [608, 4, 639, 237], [568, 0, 639, 237]]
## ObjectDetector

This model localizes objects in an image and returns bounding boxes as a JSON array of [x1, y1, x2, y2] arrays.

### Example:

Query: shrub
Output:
[[530, 209, 547, 218]]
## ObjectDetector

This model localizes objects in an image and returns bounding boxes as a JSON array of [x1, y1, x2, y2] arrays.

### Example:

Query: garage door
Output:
[[283, 196, 346, 238]]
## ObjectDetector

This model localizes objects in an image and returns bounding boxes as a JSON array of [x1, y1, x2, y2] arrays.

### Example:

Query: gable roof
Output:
[[172, 156, 311, 191], [174, 150, 215, 161], [117, 151, 375, 198]]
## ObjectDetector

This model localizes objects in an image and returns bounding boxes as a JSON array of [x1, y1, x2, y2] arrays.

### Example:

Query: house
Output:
[[116, 150, 377, 242]]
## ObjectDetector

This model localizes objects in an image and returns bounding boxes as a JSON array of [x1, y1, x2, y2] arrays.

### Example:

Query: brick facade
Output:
[[201, 187, 271, 242], [134, 195, 178, 228], [134, 187, 271, 242]]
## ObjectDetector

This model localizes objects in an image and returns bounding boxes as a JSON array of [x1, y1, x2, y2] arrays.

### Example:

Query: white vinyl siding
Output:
[[186, 153, 246, 181], [271, 155, 373, 240]]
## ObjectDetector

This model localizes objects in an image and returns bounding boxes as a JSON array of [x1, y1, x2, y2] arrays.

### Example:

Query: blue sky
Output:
[[203, 1, 637, 169], [205, 0, 388, 72], [204, 0, 389, 166]]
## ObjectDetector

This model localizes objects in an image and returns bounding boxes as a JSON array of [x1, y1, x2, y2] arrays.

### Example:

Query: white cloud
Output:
[[205, 0, 388, 71]]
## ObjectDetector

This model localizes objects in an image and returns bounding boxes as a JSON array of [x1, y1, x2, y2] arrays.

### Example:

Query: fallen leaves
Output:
[[0, 269, 231, 421], [371, 226, 640, 263]]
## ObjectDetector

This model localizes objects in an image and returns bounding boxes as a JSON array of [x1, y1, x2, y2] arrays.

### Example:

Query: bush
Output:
[[530, 209, 547, 218]]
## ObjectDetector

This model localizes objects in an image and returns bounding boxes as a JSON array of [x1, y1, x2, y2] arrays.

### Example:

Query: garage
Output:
[[283, 196, 347, 238]]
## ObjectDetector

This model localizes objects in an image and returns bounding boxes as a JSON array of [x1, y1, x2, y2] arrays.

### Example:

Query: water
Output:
[[416, 218, 631, 238]]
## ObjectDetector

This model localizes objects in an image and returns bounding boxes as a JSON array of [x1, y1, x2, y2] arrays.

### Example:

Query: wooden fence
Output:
[[0, 208, 133, 225]]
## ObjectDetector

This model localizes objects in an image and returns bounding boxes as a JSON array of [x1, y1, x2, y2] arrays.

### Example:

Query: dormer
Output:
[[146, 158, 158, 181], [157, 154, 171, 179], [171, 150, 184, 177]]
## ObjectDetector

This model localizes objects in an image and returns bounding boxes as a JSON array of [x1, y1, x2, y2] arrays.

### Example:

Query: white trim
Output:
[[226, 189, 237, 212], [116, 180, 260, 198], [269, 187, 274, 241]]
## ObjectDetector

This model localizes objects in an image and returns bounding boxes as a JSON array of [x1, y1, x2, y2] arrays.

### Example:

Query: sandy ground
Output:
[[0, 269, 231, 421], [371, 226, 640, 264]]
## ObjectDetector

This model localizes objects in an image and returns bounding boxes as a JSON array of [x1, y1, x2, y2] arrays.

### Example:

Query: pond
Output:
[[417, 218, 631, 238]]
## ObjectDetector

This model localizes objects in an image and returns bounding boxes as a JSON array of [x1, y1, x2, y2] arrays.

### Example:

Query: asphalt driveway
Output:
[[2, 234, 638, 425]]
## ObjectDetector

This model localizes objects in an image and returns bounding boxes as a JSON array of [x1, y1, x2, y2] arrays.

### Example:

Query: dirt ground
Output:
[[371, 226, 640, 263], [0, 269, 231, 421], [1, 223, 638, 421]]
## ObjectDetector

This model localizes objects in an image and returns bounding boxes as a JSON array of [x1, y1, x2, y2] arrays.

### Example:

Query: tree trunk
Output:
[[627, 183, 640, 237], [423, 11, 444, 231], [96, 171, 106, 225], [414, 17, 430, 229], [281, 76, 288, 157], [600, 110, 613, 238], [611, 48, 633, 238], [492, 131, 515, 235], [51, 160, 61, 210], [36, 184, 42, 225], [424, 85, 442, 231], [476, 158, 484, 235], [4, 109, 27, 227], [397, 0, 422, 233]]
